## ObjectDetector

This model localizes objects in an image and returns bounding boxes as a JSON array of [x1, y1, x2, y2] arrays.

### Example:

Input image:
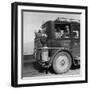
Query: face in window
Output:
[[65, 25, 69, 33], [64, 25, 70, 38]]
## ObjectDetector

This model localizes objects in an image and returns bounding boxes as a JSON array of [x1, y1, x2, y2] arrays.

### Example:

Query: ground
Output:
[[22, 57, 80, 77]]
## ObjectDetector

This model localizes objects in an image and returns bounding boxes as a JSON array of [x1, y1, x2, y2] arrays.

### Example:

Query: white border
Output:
[[18, 5, 86, 84]]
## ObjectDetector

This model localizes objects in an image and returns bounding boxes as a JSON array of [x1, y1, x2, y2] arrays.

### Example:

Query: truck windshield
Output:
[[55, 24, 70, 39]]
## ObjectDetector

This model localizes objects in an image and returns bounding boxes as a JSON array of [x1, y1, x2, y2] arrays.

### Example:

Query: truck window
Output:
[[55, 24, 70, 39], [72, 30, 79, 39]]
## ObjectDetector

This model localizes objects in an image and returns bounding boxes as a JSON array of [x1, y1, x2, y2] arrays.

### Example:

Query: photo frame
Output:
[[11, 2, 88, 87]]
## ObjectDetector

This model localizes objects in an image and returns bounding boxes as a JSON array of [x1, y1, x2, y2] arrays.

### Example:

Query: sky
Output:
[[23, 11, 80, 55]]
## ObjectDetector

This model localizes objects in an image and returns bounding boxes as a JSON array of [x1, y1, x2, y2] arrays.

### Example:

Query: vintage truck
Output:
[[34, 17, 80, 74]]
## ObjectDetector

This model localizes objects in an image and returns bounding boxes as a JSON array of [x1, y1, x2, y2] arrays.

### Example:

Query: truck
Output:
[[34, 17, 80, 74]]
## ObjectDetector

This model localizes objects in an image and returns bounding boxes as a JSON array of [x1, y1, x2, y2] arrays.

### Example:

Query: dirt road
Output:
[[22, 61, 80, 77]]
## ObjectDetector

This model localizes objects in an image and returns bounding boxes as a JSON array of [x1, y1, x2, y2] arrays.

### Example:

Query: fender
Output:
[[49, 47, 73, 67]]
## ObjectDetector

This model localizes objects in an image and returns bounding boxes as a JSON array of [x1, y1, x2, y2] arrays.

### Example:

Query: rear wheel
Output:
[[52, 51, 72, 74]]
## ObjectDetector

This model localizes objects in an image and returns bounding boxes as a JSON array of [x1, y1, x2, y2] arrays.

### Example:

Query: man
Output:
[[64, 25, 70, 38]]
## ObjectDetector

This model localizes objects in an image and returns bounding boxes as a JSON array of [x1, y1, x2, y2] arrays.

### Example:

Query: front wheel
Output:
[[52, 51, 72, 74]]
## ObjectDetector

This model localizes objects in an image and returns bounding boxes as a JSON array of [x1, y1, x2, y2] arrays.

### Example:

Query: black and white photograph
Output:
[[22, 11, 80, 78], [11, 2, 88, 87]]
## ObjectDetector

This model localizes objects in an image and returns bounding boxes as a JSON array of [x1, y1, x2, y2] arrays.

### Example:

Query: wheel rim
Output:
[[56, 55, 70, 71], [53, 52, 72, 74]]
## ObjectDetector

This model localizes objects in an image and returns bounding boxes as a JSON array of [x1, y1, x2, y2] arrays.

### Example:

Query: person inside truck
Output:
[[55, 27, 64, 39], [64, 25, 70, 38]]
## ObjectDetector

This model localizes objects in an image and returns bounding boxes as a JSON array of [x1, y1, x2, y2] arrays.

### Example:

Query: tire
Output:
[[52, 51, 72, 74]]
